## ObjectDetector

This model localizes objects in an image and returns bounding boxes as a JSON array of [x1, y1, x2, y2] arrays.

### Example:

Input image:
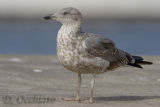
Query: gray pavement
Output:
[[0, 55, 160, 107]]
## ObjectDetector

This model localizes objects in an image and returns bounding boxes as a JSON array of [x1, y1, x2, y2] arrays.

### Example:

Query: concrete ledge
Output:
[[0, 55, 159, 106]]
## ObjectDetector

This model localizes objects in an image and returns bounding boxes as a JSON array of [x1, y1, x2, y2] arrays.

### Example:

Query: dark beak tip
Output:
[[43, 16, 51, 20]]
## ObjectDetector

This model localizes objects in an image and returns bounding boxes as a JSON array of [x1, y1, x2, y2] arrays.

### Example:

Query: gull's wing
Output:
[[82, 33, 131, 70]]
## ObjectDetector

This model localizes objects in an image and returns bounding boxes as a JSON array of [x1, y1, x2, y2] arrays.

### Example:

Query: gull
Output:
[[44, 7, 152, 103]]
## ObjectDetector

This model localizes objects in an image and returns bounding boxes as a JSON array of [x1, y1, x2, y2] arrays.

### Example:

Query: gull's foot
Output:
[[80, 99, 94, 104], [61, 97, 81, 102]]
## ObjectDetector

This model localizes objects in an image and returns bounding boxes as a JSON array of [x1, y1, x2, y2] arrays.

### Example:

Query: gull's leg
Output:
[[90, 74, 96, 103], [82, 74, 96, 104], [62, 73, 81, 102], [75, 73, 81, 101]]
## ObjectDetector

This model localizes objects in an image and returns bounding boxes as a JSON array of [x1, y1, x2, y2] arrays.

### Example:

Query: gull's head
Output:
[[44, 7, 83, 24]]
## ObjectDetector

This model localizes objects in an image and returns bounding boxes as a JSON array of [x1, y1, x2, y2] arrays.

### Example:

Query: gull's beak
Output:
[[43, 14, 56, 20], [44, 15, 51, 20]]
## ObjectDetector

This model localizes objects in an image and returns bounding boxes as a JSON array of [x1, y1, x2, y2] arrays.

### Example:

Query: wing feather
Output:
[[82, 34, 129, 70]]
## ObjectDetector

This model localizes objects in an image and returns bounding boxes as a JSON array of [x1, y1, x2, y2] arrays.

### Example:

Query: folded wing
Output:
[[82, 34, 130, 70]]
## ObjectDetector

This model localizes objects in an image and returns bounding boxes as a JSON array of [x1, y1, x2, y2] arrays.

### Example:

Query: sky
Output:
[[0, 0, 160, 19]]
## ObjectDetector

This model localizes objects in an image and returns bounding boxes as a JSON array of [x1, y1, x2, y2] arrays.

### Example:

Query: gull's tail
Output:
[[127, 56, 153, 68]]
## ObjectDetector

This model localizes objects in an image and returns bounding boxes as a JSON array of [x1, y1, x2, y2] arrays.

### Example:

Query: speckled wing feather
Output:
[[82, 33, 130, 70]]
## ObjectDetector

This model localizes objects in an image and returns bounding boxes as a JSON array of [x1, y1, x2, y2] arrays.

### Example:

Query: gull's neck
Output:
[[58, 22, 82, 36]]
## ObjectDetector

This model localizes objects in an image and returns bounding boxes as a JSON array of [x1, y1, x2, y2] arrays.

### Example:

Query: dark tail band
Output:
[[128, 63, 143, 68], [127, 56, 153, 68], [135, 60, 153, 65]]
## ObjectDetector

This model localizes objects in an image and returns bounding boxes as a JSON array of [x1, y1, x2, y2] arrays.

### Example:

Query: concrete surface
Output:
[[0, 55, 159, 107]]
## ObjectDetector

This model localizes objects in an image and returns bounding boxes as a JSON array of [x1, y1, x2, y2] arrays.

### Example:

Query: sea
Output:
[[0, 19, 160, 55]]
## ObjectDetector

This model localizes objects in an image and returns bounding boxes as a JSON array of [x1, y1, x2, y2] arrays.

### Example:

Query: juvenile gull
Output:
[[44, 7, 152, 103]]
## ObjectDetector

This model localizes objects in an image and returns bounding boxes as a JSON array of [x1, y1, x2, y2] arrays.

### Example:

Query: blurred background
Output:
[[0, 0, 160, 55]]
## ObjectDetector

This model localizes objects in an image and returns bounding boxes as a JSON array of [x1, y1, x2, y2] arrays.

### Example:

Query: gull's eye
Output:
[[63, 12, 69, 15]]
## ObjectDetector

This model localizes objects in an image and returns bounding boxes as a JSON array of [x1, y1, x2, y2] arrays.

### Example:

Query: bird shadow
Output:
[[94, 95, 160, 102]]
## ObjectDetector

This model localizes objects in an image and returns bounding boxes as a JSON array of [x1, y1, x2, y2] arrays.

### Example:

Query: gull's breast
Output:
[[57, 33, 82, 68], [57, 35, 106, 74]]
